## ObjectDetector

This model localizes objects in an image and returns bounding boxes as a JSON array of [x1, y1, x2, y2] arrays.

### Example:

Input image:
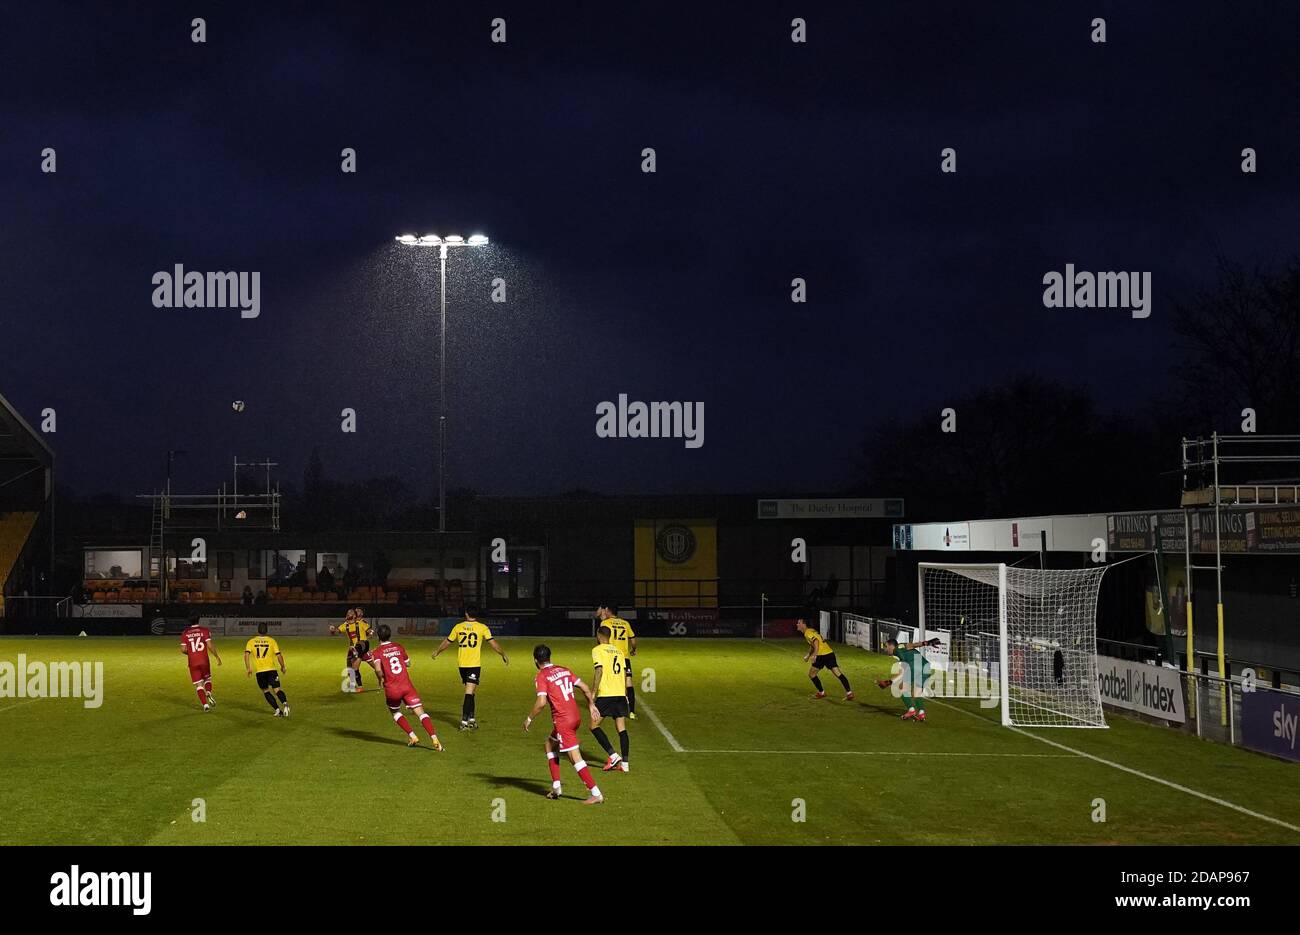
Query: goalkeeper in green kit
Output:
[[877, 634, 940, 722]]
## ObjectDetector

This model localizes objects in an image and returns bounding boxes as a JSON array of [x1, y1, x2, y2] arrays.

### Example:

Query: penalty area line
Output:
[[934, 699, 1300, 836], [635, 698, 685, 753]]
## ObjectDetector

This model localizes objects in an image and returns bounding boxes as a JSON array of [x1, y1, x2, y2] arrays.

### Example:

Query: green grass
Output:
[[1, 636, 1298, 845]]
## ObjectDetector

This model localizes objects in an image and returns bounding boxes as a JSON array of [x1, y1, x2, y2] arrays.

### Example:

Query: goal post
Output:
[[915, 562, 1107, 729]]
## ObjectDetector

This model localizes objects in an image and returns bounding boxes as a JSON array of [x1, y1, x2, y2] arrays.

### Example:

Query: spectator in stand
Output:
[[290, 560, 308, 588], [254, 589, 269, 606], [241, 586, 254, 606], [317, 563, 335, 592]]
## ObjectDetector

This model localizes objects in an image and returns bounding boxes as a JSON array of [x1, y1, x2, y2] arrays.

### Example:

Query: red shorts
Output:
[[188, 663, 211, 683], [549, 716, 581, 753], [386, 688, 422, 711]]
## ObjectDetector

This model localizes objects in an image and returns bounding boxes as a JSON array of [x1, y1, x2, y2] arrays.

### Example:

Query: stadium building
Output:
[[886, 443, 1300, 759], [57, 489, 903, 639], [892, 437, 1300, 681], [0, 391, 53, 621]]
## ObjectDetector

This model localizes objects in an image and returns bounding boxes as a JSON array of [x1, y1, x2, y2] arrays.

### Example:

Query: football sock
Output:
[[591, 727, 614, 755], [468, 694, 476, 719], [394, 712, 413, 734], [462, 694, 472, 721], [204, 679, 213, 696], [902, 693, 914, 709], [915, 696, 925, 713], [263, 691, 279, 710], [618, 729, 629, 761], [419, 714, 436, 737], [837, 673, 852, 692], [276, 690, 287, 704], [195, 687, 207, 705], [547, 752, 562, 783], [627, 686, 635, 712], [811, 676, 824, 692], [572, 759, 599, 793]]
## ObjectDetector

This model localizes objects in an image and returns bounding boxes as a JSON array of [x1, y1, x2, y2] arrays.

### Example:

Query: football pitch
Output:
[[2, 636, 1298, 846]]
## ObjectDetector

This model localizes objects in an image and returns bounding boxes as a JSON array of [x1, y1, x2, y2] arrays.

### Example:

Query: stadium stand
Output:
[[0, 391, 54, 619]]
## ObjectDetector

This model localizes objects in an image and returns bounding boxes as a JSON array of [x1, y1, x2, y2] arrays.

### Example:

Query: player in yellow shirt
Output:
[[796, 618, 853, 701], [330, 608, 372, 693], [433, 606, 508, 730], [790, 621, 852, 702], [597, 604, 638, 719], [589, 625, 630, 772], [244, 622, 290, 717]]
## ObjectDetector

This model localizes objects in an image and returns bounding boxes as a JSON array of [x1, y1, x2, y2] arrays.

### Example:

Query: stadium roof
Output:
[[0, 391, 53, 494]]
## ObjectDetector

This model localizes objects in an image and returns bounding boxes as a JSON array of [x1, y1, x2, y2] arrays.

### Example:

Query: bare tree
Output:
[[1173, 256, 1300, 433]]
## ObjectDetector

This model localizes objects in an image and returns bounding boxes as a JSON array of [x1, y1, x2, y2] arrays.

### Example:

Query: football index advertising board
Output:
[[1095, 655, 1186, 723]]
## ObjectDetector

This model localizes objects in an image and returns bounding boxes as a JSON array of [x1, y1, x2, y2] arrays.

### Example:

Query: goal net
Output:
[[917, 562, 1107, 728]]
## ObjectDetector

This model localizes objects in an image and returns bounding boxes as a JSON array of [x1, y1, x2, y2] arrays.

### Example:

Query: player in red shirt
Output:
[[179, 613, 222, 711], [524, 644, 604, 805], [362, 624, 444, 751]]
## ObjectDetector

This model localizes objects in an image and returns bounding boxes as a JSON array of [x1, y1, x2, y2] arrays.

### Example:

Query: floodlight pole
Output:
[[395, 233, 489, 535], [439, 244, 448, 533]]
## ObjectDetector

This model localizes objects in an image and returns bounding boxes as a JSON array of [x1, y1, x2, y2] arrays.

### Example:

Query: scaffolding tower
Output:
[[1179, 434, 1300, 722], [137, 456, 281, 600]]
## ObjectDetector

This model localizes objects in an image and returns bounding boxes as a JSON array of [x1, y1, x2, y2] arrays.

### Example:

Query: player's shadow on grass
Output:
[[318, 694, 457, 724], [328, 726, 409, 747], [852, 700, 909, 718], [468, 772, 550, 795]]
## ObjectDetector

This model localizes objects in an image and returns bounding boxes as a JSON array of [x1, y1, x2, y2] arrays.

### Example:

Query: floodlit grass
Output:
[[1, 636, 1297, 845]]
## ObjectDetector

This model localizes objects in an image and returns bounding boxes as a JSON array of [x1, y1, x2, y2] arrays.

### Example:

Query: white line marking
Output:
[[686, 749, 1074, 758], [636, 698, 684, 752], [934, 699, 1300, 835], [767, 638, 1300, 833], [0, 699, 38, 715]]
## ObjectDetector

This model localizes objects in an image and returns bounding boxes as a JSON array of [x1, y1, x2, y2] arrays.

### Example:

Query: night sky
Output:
[[3, 2, 1299, 501]]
